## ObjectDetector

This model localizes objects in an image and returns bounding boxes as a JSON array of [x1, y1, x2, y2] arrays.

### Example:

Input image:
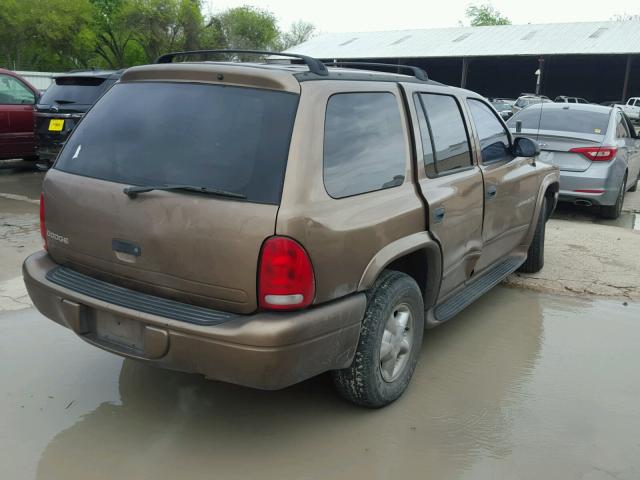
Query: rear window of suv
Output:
[[39, 76, 110, 106], [55, 82, 298, 205], [507, 108, 609, 136]]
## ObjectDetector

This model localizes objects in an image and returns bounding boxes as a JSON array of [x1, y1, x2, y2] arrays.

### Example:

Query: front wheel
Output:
[[332, 270, 424, 408]]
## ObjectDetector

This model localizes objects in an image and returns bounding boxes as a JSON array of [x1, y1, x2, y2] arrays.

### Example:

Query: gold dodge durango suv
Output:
[[23, 50, 559, 407]]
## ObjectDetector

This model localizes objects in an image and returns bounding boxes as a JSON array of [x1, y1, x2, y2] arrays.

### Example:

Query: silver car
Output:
[[512, 95, 552, 115], [507, 103, 640, 219]]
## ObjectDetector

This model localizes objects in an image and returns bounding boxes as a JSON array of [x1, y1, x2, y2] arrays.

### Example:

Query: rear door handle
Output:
[[433, 206, 446, 223], [486, 185, 497, 199]]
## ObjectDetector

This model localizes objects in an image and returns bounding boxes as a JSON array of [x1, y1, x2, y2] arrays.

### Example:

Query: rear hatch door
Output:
[[44, 80, 299, 314]]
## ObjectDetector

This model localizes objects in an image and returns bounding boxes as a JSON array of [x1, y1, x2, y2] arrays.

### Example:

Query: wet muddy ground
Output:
[[1, 163, 640, 479], [1, 287, 639, 480]]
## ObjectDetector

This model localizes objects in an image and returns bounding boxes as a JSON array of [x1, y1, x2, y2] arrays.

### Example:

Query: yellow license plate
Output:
[[48, 119, 65, 132]]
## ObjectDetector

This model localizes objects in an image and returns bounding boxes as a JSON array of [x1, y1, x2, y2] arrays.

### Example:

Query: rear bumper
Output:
[[23, 251, 365, 390], [35, 145, 61, 163], [557, 159, 626, 206], [35, 136, 64, 162]]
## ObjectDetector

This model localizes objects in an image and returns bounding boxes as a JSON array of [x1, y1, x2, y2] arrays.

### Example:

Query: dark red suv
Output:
[[0, 68, 39, 161]]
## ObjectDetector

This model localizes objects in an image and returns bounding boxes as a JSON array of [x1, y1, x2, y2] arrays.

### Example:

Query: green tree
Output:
[[178, 0, 203, 51], [1, 0, 96, 70], [125, 0, 206, 63], [465, 3, 511, 26], [216, 6, 280, 53], [91, 0, 139, 68], [278, 20, 316, 50], [0, 0, 313, 71]]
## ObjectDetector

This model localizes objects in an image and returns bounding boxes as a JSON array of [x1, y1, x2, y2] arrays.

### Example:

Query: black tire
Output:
[[332, 270, 424, 408], [518, 197, 546, 274], [600, 175, 626, 219]]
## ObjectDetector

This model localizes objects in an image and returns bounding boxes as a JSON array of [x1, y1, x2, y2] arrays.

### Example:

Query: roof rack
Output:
[[325, 61, 429, 81], [155, 49, 329, 76]]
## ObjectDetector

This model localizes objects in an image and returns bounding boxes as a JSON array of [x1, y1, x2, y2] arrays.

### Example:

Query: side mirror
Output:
[[513, 136, 540, 157]]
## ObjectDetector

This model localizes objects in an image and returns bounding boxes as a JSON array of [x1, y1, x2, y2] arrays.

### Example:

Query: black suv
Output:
[[35, 70, 123, 165]]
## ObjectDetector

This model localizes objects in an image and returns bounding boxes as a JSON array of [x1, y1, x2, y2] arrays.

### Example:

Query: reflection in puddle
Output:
[[1, 287, 639, 480]]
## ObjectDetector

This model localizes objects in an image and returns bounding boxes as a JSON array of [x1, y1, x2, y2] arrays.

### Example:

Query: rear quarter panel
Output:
[[276, 80, 426, 304]]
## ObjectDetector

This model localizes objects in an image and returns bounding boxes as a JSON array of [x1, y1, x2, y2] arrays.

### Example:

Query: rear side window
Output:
[[467, 99, 511, 163], [415, 93, 472, 176], [323, 92, 406, 198], [507, 108, 610, 136], [616, 114, 630, 138], [39, 76, 108, 105], [55, 82, 298, 205]]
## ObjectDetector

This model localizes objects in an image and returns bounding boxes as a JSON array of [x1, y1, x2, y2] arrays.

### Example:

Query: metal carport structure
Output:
[[286, 21, 640, 103]]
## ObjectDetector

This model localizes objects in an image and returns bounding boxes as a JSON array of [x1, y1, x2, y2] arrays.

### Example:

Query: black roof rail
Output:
[[325, 61, 429, 81], [155, 49, 329, 76]]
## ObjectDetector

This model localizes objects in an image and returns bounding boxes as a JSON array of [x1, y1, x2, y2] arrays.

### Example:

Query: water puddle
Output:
[[1, 287, 639, 479]]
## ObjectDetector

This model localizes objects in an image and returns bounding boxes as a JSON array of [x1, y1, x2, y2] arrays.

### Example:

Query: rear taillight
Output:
[[569, 146, 617, 161], [39, 192, 47, 250], [258, 236, 315, 311]]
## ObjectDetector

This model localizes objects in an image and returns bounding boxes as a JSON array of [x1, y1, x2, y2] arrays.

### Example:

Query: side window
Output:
[[0, 75, 35, 105], [415, 93, 472, 176], [323, 92, 407, 198], [467, 98, 512, 163], [414, 97, 436, 176]]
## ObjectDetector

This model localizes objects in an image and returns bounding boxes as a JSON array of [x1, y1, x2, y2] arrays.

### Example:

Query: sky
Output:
[[203, 0, 640, 33]]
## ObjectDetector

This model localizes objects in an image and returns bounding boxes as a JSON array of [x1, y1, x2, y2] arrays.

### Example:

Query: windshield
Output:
[[54, 82, 298, 205], [39, 76, 110, 105], [507, 107, 610, 136]]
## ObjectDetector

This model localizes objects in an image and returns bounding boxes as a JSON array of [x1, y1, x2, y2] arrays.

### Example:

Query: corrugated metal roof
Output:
[[285, 21, 640, 59]]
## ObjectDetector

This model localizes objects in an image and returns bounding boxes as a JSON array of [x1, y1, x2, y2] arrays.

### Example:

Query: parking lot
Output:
[[1, 162, 639, 479]]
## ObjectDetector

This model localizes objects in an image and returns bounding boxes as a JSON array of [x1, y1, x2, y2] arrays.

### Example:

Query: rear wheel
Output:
[[332, 270, 424, 408], [518, 197, 546, 274], [600, 175, 626, 219]]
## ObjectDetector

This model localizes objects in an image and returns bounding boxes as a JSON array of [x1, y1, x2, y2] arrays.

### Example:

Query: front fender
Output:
[[522, 170, 560, 247]]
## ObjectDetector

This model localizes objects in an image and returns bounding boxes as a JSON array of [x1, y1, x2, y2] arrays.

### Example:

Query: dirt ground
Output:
[[2, 286, 639, 480], [2, 162, 640, 480], [504, 181, 640, 299]]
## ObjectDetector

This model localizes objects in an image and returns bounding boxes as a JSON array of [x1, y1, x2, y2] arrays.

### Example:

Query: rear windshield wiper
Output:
[[123, 184, 246, 199]]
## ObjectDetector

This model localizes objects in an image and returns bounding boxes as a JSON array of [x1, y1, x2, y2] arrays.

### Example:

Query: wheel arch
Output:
[[523, 172, 559, 246], [357, 232, 442, 310]]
